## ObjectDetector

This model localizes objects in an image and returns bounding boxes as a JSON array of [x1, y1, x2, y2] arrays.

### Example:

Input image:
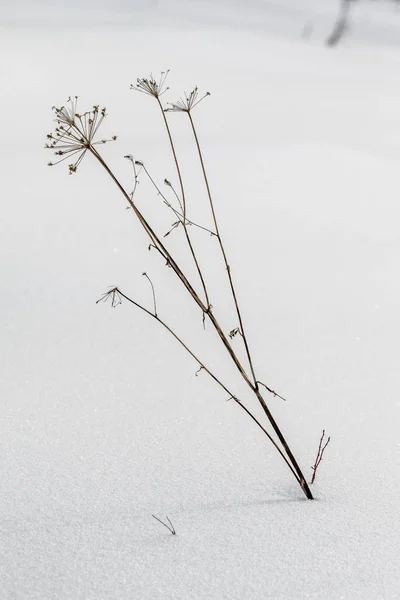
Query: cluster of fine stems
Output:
[[46, 72, 313, 500]]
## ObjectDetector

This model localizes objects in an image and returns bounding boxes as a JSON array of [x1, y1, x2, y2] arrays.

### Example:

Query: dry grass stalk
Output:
[[46, 74, 314, 500]]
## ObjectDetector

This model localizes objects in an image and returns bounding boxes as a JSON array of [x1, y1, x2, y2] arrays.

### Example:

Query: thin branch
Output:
[[187, 111, 259, 385], [152, 515, 176, 535], [142, 272, 157, 316], [89, 146, 209, 316], [257, 381, 287, 402], [114, 288, 246, 399], [138, 162, 216, 235], [185, 113, 315, 498], [164, 177, 184, 215], [91, 146, 313, 499], [124, 154, 142, 201], [96, 285, 300, 481], [157, 98, 211, 309], [311, 430, 331, 484]]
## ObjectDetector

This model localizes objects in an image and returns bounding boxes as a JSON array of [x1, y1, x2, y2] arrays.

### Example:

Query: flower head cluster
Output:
[[131, 71, 170, 99], [46, 96, 117, 174], [165, 87, 210, 113], [96, 286, 122, 308]]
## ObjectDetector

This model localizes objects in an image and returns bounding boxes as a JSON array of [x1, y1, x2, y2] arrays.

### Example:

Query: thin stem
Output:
[[152, 515, 176, 535], [187, 112, 313, 500], [188, 111, 258, 387], [142, 272, 157, 316], [90, 147, 252, 390], [124, 155, 140, 200], [165, 178, 184, 215], [253, 387, 313, 499], [110, 286, 301, 485], [141, 164, 216, 236], [257, 380, 287, 402], [89, 146, 208, 315], [117, 287, 239, 397], [311, 430, 331, 484], [157, 98, 211, 309]]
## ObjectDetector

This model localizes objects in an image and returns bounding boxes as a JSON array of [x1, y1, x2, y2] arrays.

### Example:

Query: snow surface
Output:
[[1, 0, 400, 598]]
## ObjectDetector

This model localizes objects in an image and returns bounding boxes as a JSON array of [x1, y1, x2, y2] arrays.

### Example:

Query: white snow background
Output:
[[1, 0, 400, 598]]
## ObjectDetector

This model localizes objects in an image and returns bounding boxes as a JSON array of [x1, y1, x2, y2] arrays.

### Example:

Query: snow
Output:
[[1, 0, 400, 598]]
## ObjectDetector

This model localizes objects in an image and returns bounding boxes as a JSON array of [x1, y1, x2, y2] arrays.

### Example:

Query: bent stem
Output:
[[187, 111, 258, 384], [100, 286, 301, 486]]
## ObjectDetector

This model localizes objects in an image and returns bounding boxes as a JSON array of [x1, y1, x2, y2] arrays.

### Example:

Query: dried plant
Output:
[[152, 514, 176, 535], [311, 430, 331, 484], [46, 74, 314, 500], [46, 97, 117, 174]]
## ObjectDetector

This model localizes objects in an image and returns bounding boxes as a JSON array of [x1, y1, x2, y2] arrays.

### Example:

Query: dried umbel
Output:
[[46, 96, 117, 174], [131, 71, 170, 98], [165, 87, 210, 113]]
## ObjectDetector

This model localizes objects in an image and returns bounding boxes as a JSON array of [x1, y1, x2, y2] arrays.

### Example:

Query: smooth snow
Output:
[[1, 1, 400, 598]]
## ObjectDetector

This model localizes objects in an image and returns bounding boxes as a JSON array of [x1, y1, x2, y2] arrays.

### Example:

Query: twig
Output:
[[257, 381, 287, 402], [96, 285, 301, 482], [187, 111, 258, 386], [311, 430, 331, 484], [142, 272, 157, 316], [139, 163, 216, 236], [124, 154, 141, 201], [152, 514, 176, 535], [157, 97, 211, 309]]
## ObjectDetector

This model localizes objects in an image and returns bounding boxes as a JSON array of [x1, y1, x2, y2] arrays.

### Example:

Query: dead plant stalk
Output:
[[46, 83, 313, 500]]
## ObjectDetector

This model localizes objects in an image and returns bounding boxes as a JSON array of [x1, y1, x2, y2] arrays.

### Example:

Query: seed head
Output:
[[96, 286, 122, 308], [45, 96, 117, 174], [165, 88, 210, 113], [131, 71, 170, 99]]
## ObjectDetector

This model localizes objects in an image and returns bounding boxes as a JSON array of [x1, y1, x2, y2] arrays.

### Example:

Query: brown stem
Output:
[[157, 99, 211, 309], [141, 164, 216, 236], [90, 146, 208, 315], [311, 430, 331, 484], [187, 112, 313, 500], [188, 112, 258, 387], [114, 287, 301, 485]]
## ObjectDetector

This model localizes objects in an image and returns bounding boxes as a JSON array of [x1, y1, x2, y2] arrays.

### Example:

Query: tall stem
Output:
[[157, 99, 211, 309], [188, 112, 258, 386], [187, 113, 313, 500]]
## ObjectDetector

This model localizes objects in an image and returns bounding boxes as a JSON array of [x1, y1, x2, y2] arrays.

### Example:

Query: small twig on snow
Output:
[[152, 514, 176, 535], [311, 429, 331, 484]]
